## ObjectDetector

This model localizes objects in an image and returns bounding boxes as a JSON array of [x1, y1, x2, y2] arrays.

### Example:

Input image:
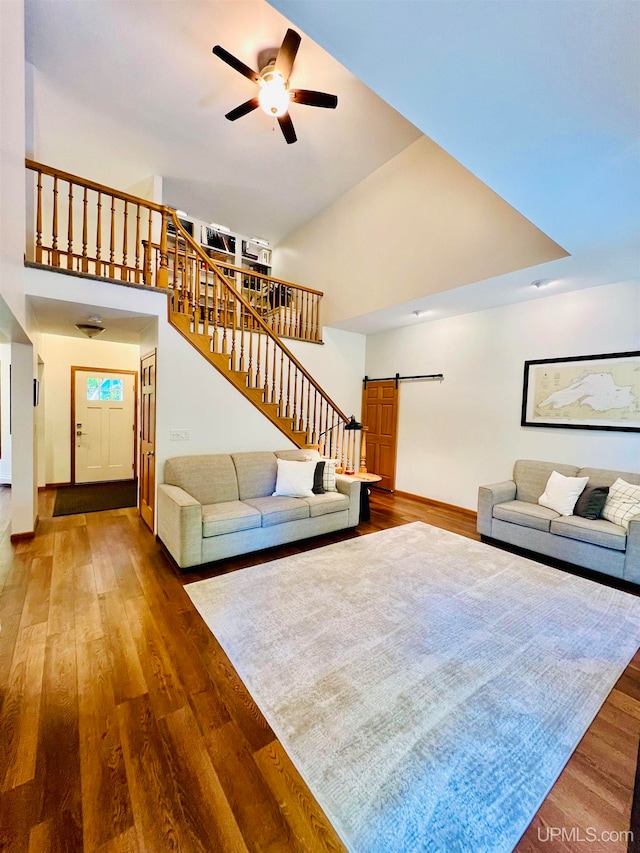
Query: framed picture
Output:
[[521, 350, 640, 432]]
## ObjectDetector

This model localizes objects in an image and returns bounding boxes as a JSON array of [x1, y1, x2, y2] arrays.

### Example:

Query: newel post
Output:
[[158, 209, 169, 289]]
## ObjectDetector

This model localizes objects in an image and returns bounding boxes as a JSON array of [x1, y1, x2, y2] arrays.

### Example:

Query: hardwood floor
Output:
[[1, 484, 639, 851]]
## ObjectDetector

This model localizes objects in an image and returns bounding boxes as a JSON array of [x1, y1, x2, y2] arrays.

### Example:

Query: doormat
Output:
[[53, 480, 137, 516]]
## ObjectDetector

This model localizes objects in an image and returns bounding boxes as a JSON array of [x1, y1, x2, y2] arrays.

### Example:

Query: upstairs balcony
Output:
[[25, 160, 323, 344]]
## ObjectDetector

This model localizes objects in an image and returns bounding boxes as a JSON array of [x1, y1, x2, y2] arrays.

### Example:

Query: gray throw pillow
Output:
[[574, 486, 609, 520], [312, 461, 326, 495]]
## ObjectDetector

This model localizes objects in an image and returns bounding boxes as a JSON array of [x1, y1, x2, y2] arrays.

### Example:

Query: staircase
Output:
[[25, 159, 358, 469], [167, 214, 355, 465]]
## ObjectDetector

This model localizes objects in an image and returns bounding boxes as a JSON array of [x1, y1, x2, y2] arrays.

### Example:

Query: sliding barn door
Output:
[[362, 380, 399, 491]]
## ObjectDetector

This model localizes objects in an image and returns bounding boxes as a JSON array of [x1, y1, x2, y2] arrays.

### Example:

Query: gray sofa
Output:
[[478, 460, 640, 584], [157, 449, 360, 569]]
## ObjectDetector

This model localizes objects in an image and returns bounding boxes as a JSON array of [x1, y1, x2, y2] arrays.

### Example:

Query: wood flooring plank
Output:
[[180, 607, 274, 753], [35, 628, 82, 849], [124, 595, 186, 719], [85, 514, 120, 595], [95, 826, 141, 853], [14, 531, 54, 560], [98, 590, 147, 706], [117, 693, 197, 853], [158, 704, 249, 853], [204, 720, 301, 853], [0, 622, 47, 791], [546, 769, 632, 848], [254, 739, 347, 853], [562, 748, 634, 818], [77, 636, 134, 849], [73, 561, 103, 644], [100, 517, 143, 600], [47, 530, 77, 636], [608, 687, 640, 722], [17, 557, 52, 631], [0, 577, 31, 712], [0, 781, 42, 853]]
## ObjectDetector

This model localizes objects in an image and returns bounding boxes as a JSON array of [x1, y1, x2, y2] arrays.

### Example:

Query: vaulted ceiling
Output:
[[23, 0, 639, 336], [272, 0, 640, 256]]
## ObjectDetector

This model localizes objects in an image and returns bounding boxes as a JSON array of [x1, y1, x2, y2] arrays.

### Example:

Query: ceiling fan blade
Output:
[[290, 89, 338, 109], [225, 98, 260, 121], [278, 113, 297, 144], [212, 45, 259, 83], [274, 28, 301, 80]]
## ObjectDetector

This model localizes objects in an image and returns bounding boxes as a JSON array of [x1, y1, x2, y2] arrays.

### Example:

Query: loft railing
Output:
[[165, 213, 357, 464], [26, 159, 169, 287], [25, 159, 322, 343]]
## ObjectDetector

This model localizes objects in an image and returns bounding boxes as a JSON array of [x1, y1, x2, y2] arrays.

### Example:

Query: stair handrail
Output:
[[169, 212, 351, 429], [203, 258, 324, 297], [26, 159, 167, 212]]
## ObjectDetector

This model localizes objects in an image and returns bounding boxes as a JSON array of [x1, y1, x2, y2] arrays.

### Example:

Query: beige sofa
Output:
[[478, 460, 640, 584], [157, 449, 360, 569]]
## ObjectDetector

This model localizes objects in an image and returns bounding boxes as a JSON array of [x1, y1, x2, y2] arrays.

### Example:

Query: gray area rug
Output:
[[186, 522, 640, 853]]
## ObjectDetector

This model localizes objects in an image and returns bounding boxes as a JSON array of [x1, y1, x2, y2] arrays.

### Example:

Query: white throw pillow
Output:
[[602, 478, 640, 530], [538, 470, 589, 516], [321, 458, 340, 492], [272, 459, 316, 498]]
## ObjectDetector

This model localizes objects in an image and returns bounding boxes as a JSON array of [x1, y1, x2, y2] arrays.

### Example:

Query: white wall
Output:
[[365, 281, 640, 510], [41, 334, 140, 484], [0, 343, 11, 484], [0, 0, 27, 330], [273, 136, 567, 326]]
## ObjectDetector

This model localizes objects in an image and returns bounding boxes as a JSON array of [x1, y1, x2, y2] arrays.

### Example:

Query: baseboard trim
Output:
[[10, 532, 35, 542], [44, 481, 72, 489], [10, 515, 39, 543], [393, 490, 477, 519]]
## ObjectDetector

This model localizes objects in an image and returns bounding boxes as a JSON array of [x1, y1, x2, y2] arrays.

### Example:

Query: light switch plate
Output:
[[170, 429, 191, 441]]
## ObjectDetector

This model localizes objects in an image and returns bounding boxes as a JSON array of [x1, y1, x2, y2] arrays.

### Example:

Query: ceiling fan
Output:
[[212, 29, 338, 144]]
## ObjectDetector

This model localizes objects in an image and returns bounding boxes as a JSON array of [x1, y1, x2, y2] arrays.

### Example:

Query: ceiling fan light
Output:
[[258, 72, 290, 117]]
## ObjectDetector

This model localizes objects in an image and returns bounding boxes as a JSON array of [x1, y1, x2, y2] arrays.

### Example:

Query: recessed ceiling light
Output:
[[531, 278, 554, 289]]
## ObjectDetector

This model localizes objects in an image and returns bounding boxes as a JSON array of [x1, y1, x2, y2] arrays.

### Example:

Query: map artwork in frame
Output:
[[521, 351, 640, 432]]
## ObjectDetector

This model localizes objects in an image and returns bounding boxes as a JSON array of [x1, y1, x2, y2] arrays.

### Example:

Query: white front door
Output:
[[74, 369, 136, 483]]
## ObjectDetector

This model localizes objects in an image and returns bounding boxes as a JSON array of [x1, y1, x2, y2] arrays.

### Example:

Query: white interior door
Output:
[[74, 370, 136, 483]]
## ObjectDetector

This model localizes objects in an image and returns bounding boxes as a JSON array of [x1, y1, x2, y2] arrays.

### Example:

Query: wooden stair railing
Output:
[[25, 159, 322, 343], [145, 240, 323, 343], [25, 160, 356, 465], [166, 213, 357, 464], [26, 159, 170, 288]]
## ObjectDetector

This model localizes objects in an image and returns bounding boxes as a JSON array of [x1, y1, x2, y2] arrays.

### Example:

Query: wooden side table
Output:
[[350, 473, 382, 522]]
